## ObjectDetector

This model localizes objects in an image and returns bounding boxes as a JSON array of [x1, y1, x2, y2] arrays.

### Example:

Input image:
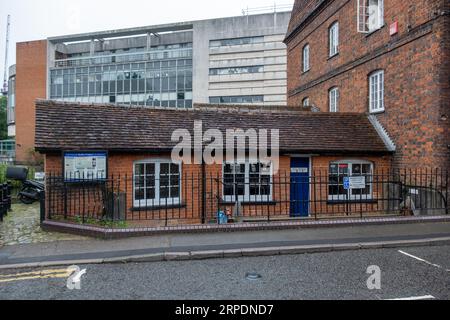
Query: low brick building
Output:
[[284, 0, 450, 168], [35, 100, 395, 226]]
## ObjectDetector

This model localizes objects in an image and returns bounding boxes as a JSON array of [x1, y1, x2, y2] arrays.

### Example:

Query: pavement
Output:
[[0, 221, 449, 269], [0, 203, 88, 247], [0, 244, 449, 300]]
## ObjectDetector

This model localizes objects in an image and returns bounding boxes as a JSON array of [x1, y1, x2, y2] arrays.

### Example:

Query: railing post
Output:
[[39, 189, 46, 224], [446, 170, 449, 215], [216, 175, 220, 222], [201, 162, 206, 224], [63, 181, 68, 220]]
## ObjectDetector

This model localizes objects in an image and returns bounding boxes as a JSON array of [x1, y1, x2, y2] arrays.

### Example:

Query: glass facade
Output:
[[209, 66, 263, 76], [50, 44, 193, 108], [7, 76, 15, 124], [209, 95, 264, 104], [210, 36, 264, 47], [0, 139, 15, 159]]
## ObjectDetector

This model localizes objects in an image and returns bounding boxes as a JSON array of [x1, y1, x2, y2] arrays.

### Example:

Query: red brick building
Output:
[[284, 0, 450, 168], [35, 100, 393, 226], [15, 40, 48, 164]]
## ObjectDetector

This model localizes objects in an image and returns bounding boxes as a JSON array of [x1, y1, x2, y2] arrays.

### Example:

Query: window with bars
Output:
[[329, 161, 373, 201], [134, 161, 181, 207], [369, 70, 385, 113], [223, 161, 272, 202], [329, 87, 339, 113], [329, 22, 339, 57]]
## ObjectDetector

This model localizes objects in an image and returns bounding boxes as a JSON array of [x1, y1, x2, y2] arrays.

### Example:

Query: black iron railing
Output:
[[43, 168, 449, 227]]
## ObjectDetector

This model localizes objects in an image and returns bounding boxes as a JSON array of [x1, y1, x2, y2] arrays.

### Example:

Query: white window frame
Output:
[[222, 159, 273, 203], [328, 160, 374, 201], [133, 159, 182, 208], [329, 87, 339, 113], [329, 22, 339, 57], [368, 0, 384, 32], [303, 44, 310, 72], [369, 70, 385, 113], [357, 0, 384, 33], [303, 97, 310, 108]]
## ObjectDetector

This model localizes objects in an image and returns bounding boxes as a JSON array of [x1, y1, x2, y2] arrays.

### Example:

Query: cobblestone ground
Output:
[[0, 203, 88, 247]]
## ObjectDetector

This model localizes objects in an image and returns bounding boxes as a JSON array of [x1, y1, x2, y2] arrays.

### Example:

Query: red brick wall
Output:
[[311, 155, 392, 216], [44, 153, 392, 224], [16, 40, 48, 164], [286, 0, 450, 168], [44, 154, 292, 225]]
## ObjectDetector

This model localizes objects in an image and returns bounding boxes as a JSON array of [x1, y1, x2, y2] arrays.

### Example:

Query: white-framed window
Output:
[[223, 160, 272, 203], [358, 0, 384, 33], [328, 160, 374, 201], [303, 44, 310, 72], [133, 160, 181, 207], [369, 70, 385, 113], [303, 97, 310, 108], [329, 87, 339, 112], [329, 22, 339, 57]]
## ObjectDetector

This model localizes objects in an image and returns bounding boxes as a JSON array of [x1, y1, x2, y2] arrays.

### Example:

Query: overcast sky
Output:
[[0, 0, 294, 82]]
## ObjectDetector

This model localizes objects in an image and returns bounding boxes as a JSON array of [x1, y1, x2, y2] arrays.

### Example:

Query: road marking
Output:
[[0, 268, 69, 279], [0, 273, 70, 283], [398, 250, 449, 271], [0, 268, 71, 284], [387, 295, 435, 301]]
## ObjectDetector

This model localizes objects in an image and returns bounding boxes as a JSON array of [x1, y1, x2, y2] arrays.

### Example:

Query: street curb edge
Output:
[[1, 237, 450, 271]]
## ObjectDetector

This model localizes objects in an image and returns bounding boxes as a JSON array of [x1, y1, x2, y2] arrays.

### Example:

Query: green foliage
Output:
[[0, 96, 8, 141], [0, 164, 36, 186], [79, 217, 128, 229]]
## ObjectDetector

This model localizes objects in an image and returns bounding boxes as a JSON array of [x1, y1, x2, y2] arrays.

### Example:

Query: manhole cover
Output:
[[245, 272, 262, 281]]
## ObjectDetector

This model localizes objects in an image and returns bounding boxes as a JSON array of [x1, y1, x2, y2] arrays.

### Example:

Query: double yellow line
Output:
[[0, 269, 71, 283]]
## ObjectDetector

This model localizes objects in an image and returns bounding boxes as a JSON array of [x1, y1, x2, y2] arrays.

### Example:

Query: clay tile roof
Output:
[[35, 100, 391, 155]]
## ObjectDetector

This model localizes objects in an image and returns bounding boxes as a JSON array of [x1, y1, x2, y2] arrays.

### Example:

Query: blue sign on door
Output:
[[343, 177, 350, 190], [290, 158, 310, 217]]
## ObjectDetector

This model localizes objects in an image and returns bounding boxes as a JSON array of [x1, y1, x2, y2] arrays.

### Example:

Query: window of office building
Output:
[[209, 36, 264, 48], [7, 76, 15, 124], [50, 44, 193, 109], [209, 66, 263, 76], [209, 95, 264, 104]]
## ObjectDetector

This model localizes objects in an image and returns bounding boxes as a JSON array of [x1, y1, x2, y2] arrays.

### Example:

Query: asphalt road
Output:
[[0, 245, 449, 300]]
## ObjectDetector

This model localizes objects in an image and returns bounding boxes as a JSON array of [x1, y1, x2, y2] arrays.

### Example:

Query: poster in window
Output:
[[64, 151, 108, 181]]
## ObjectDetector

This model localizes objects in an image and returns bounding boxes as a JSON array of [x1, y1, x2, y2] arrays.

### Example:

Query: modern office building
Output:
[[0, 65, 16, 163], [11, 9, 292, 163]]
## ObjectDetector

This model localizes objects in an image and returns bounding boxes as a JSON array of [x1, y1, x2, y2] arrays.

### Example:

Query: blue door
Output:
[[290, 158, 310, 217]]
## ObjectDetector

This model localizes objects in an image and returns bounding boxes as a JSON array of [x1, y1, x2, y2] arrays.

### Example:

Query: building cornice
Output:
[[284, 0, 331, 44]]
